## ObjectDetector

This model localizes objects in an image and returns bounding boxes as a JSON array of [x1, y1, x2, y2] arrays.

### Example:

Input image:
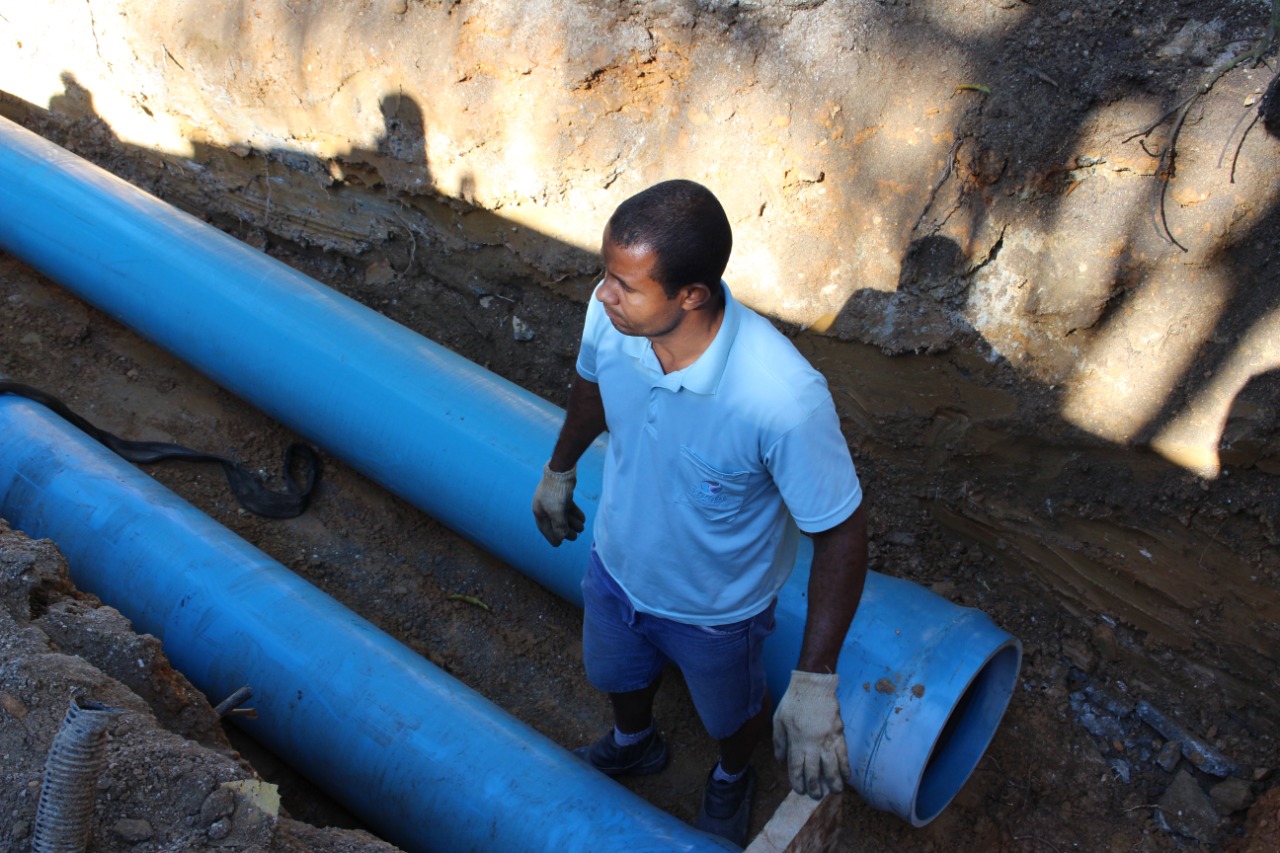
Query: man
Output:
[[532, 179, 868, 846]]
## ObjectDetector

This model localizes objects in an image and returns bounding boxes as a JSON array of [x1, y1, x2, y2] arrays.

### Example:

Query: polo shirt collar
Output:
[[622, 282, 742, 395]]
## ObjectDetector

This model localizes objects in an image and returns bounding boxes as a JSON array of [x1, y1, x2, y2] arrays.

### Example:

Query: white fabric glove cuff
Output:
[[542, 463, 576, 483], [787, 669, 839, 700], [540, 463, 576, 498]]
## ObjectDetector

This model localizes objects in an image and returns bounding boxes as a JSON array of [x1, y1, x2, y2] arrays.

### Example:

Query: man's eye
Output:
[[602, 272, 631, 293]]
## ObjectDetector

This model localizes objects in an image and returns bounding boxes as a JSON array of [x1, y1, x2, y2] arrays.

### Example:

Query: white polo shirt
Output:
[[577, 282, 862, 624]]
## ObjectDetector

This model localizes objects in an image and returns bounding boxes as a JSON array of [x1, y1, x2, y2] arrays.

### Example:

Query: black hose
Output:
[[0, 381, 319, 518]]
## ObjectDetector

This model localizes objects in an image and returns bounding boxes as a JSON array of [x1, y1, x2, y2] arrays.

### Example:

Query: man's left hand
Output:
[[772, 669, 850, 799]]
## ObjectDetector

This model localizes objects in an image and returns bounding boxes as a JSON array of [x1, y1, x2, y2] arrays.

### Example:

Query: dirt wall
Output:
[[1, 0, 1277, 749]]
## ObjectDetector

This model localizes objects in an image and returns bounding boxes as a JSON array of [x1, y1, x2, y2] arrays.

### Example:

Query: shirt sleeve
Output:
[[575, 283, 605, 383], [764, 394, 862, 533]]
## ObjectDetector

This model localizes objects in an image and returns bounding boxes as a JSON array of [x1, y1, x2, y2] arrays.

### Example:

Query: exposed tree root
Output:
[[1124, 2, 1279, 251]]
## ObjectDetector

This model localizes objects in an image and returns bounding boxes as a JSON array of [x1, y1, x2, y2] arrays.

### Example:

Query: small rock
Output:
[[208, 817, 232, 841], [1182, 735, 1244, 778], [364, 260, 397, 286], [1210, 777, 1254, 814], [1157, 739, 1182, 772], [1060, 637, 1097, 673], [58, 322, 88, 343], [180, 783, 210, 816], [1070, 694, 1127, 743], [928, 580, 957, 599], [1090, 622, 1120, 662], [113, 818, 153, 842], [512, 315, 535, 342], [882, 531, 916, 547], [0, 691, 28, 718], [1157, 769, 1222, 844], [200, 786, 236, 825], [1156, 20, 1222, 65]]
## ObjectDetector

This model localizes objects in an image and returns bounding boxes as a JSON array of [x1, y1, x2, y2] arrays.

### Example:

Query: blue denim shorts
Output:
[[581, 547, 777, 740]]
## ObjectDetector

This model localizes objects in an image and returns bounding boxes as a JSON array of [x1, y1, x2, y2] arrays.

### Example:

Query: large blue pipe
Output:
[[0, 115, 1020, 827], [0, 392, 736, 853]]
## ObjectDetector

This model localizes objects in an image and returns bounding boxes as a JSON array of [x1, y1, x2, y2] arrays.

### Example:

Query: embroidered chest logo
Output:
[[691, 479, 725, 506]]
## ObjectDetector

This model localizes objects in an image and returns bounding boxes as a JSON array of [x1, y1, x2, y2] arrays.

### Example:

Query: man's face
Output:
[[596, 232, 686, 340]]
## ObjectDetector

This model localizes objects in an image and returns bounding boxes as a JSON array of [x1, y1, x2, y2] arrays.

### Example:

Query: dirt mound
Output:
[[0, 519, 399, 853]]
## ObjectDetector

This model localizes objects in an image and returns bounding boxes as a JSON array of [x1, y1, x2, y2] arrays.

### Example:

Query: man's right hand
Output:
[[532, 463, 586, 546], [773, 670, 849, 799]]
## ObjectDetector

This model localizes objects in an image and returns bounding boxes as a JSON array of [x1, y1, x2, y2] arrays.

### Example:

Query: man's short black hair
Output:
[[606, 180, 732, 300]]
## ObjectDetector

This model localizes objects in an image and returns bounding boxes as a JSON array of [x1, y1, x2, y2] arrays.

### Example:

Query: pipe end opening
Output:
[[911, 639, 1022, 826]]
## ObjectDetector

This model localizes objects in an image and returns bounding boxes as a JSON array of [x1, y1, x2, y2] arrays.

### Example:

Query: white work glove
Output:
[[531, 463, 585, 547], [773, 670, 850, 799]]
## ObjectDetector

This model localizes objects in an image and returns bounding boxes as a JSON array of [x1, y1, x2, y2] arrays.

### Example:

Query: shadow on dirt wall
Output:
[[814, 0, 1280, 708], [1, 58, 1278, 728], [815, 2, 1280, 713], [851, 0, 1280, 444], [698, 0, 1280, 478]]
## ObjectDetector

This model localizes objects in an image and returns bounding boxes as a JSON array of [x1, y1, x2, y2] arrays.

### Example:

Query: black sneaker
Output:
[[695, 765, 756, 848], [573, 727, 669, 777]]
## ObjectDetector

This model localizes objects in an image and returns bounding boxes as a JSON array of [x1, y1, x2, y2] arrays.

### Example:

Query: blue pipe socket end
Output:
[[0, 114, 1021, 838], [768, 544, 1021, 826]]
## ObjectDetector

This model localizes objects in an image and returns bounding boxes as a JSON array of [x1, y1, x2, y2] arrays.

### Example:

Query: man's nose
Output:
[[596, 281, 618, 304]]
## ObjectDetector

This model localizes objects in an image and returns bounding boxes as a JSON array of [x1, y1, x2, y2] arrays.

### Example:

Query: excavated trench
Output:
[[2, 0, 1279, 850]]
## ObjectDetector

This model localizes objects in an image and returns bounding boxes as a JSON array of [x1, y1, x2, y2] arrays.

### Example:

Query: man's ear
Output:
[[679, 282, 713, 311]]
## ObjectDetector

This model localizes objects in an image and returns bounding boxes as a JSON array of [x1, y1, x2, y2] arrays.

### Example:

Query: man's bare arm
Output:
[[797, 504, 869, 673], [772, 503, 868, 797], [531, 377, 606, 547], [549, 376, 607, 472]]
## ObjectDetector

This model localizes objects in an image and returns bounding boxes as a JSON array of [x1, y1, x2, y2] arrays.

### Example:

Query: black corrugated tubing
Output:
[[32, 694, 122, 853]]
